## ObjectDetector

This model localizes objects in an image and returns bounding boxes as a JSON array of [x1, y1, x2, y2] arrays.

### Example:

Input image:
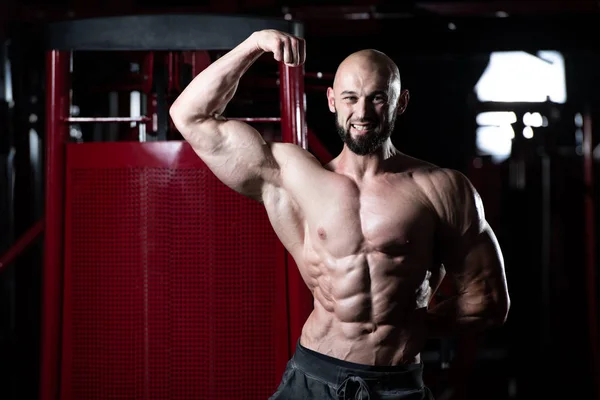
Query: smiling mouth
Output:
[[351, 124, 375, 131]]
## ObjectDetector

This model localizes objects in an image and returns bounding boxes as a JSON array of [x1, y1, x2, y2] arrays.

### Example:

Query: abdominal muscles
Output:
[[300, 249, 426, 365]]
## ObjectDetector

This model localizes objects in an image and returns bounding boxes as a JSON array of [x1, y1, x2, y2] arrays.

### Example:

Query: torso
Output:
[[262, 145, 444, 365]]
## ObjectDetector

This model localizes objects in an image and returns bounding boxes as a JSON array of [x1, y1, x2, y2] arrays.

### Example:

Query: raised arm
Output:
[[424, 169, 510, 338], [169, 29, 306, 201]]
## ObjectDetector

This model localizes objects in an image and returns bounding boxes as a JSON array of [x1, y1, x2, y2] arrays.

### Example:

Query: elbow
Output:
[[489, 292, 511, 327], [169, 104, 204, 143], [169, 102, 189, 135]]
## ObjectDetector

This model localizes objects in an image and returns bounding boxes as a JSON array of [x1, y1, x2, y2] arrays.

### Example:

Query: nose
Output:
[[354, 98, 374, 121]]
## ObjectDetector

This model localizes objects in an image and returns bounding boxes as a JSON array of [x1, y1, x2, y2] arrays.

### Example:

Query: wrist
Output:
[[247, 31, 266, 55]]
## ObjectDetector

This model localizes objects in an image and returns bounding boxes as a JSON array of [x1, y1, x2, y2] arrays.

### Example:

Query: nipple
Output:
[[317, 227, 327, 240]]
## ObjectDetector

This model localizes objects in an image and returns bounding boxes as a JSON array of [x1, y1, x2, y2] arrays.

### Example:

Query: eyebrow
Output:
[[340, 90, 388, 97]]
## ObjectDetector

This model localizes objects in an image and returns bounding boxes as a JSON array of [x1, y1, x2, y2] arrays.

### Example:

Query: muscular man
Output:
[[170, 29, 510, 400]]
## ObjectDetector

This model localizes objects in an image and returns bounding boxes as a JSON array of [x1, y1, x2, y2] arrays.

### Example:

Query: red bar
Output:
[[66, 116, 151, 123], [40, 50, 70, 400], [0, 220, 44, 272], [583, 107, 599, 399], [307, 127, 333, 164], [279, 63, 307, 149], [279, 62, 313, 356]]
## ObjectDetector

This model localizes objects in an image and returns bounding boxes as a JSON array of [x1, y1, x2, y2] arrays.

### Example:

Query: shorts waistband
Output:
[[292, 341, 425, 390]]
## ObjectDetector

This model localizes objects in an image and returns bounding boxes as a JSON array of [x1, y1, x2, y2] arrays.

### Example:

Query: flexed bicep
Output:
[[185, 117, 281, 201], [168, 29, 306, 202]]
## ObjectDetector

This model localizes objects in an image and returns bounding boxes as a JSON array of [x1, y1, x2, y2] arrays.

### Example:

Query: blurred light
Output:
[[574, 112, 583, 127], [4, 47, 13, 108], [347, 13, 370, 20], [476, 111, 517, 126], [317, 72, 323, 79], [575, 128, 583, 146], [495, 11, 509, 18], [130, 91, 141, 128], [537, 51, 567, 103], [542, 116, 548, 127], [523, 126, 534, 139], [476, 125, 514, 163], [523, 112, 544, 127], [448, 22, 456, 30], [474, 51, 566, 103], [284, 13, 292, 20]]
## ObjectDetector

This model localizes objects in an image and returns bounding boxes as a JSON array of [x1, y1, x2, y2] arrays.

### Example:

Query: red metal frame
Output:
[[279, 63, 307, 149], [0, 220, 44, 272], [59, 141, 291, 398], [279, 63, 313, 355], [38, 44, 318, 397], [40, 50, 70, 400], [307, 127, 333, 165]]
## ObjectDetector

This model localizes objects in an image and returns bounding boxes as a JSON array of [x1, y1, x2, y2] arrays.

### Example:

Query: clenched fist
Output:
[[252, 29, 306, 67]]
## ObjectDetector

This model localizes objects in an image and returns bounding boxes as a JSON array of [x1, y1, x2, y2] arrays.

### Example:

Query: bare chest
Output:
[[300, 176, 436, 259]]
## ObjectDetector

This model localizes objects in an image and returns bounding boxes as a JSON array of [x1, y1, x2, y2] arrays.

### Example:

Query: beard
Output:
[[335, 113, 396, 156]]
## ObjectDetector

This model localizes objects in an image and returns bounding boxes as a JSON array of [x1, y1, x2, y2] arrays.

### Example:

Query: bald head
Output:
[[333, 49, 401, 97], [327, 49, 408, 156]]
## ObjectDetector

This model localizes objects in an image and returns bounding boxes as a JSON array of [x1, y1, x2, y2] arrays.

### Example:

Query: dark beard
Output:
[[335, 114, 395, 156]]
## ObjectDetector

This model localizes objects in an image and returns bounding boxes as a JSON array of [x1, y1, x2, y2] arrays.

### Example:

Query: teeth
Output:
[[352, 125, 369, 131]]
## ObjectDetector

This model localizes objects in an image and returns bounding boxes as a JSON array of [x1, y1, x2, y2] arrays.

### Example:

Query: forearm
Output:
[[426, 295, 500, 338], [170, 32, 264, 126]]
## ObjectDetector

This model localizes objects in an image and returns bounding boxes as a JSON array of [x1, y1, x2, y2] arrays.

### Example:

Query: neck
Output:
[[335, 139, 398, 179]]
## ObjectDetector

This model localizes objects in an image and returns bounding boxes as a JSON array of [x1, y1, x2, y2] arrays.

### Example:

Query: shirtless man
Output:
[[169, 29, 510, 400]]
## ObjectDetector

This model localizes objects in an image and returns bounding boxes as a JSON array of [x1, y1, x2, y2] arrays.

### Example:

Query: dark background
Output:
[[1, 1, 599, 399]]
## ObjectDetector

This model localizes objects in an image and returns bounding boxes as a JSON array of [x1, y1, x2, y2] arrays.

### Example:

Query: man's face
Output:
[[328, 63, 400, 156]]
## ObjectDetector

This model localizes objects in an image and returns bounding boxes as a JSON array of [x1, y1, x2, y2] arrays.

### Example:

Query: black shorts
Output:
[[269, 341, 434, 399]]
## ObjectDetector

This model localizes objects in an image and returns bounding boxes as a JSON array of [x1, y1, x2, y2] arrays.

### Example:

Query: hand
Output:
[[253, 29, 306, 66], [402, 307, 430, 360]]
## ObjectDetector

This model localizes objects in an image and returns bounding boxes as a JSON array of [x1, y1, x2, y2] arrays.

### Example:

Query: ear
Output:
[[396, 89, 410, 115], [326, 87, 336, 113]]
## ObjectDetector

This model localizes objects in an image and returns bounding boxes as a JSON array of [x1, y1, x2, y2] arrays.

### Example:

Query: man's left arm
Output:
[[424, 169, 510, 338]]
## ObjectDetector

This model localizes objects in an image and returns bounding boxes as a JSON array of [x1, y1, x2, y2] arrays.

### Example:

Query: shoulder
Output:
[[412, 166, 484, 232], [270, 142, 323, 169], [416, 167, 475, 197]]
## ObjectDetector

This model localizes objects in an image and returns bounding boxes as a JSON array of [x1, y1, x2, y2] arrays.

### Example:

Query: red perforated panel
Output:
[[61, 142, 290, 400]]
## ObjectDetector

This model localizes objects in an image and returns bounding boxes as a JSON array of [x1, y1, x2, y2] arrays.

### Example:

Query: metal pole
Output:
[[0, 220, 44, 272], [540, 152, 551, 348], [583, 106, 599, 399], [279, 63, 307, 149], [40, 50, 70, 400], [278, 62, 310, 357]]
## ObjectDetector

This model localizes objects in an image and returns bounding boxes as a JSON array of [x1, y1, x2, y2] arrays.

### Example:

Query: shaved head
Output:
[[328, 49, 406, 155], [333, 49, 401, 101]]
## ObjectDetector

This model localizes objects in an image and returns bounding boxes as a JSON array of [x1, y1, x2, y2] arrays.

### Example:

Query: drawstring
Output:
[[336, 376, 371, 400]]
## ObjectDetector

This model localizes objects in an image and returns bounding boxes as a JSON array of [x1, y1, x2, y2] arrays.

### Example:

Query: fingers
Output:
[[299, 37, 306, 65], [283, 36, 305, 66], [283, 36, 294, 65], [293, 37, 306, 66], [265, 30, 305, 66], [273, 38, 284, 63]]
